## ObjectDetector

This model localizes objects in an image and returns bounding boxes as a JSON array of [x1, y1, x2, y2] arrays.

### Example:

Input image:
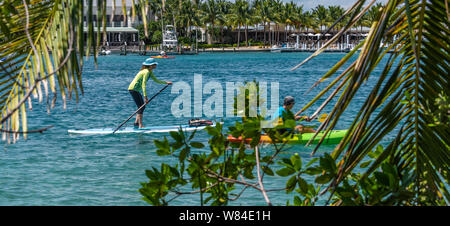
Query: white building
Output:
[[83, 0, 143, 46]]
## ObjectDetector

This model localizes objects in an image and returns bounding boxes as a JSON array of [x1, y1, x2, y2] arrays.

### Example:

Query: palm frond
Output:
[[295, 0, 449, 205], [0, 0, 109, 143]]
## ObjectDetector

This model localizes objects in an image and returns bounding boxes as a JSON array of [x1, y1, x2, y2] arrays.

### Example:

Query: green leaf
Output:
[[170, 131, 182, 142], [179, 147, 189, 162], [276, 167, 296, 177], [374, 172, 390, 187], [168, 165, 180, 177], [320, 153, 336, 174], [249, 134, 261, 148], [262, 166, 274, 176], [262, 156, 274, 164], [339, 191, 355, 198], [375, 145, 384, 155], [206, 126, 219, 136], [145, 169, 157, 180], [315, 174, 332, 184], [278, 158, 293, 168], [188, 129, 197, 141], [291, 154, 302, 171], [297, 177, 309, 194], [360, 160, 372, 168], [404, 90, 410, 100], [190, 141, 205, 149], [284, 119, 296, 129], [154, 137, 170, 156], [306, 158, 319, 168], [156, 149, 170, 156], [305, 166, 322, 175], [244, 166, 255, 179], [400, 100, 409, 104], [293, 196, 302, 206], [286, 175, 297, 194]]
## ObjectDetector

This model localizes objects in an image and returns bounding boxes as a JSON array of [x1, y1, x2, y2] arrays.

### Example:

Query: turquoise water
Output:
[[0, 52, 389, 206]]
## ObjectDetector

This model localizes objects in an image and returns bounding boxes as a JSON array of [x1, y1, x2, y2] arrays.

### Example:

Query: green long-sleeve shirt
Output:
[[128, 69, 166, 97]]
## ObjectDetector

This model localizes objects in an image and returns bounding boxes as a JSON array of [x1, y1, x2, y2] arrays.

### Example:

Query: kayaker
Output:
[[272, 96, 316, 134], [160, 51, 167, 57], [128, 58, 172, 128]]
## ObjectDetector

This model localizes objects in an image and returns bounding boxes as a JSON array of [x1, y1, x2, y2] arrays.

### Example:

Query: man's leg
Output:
[[137, 113, 144, 128], [135, 115, 139, 125]]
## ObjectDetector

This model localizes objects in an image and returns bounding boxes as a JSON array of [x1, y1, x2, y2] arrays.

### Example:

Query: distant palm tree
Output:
[[294, 9, 307, 33], [366, 3, 384, 28], [201, 0, 220, 44], [242, 0, 251, 46], [354, 4, 369, 33], [176, 0, 196, 39], [313, 5, 328, 32], [256, 0, 271, 47], [327, 5, 345, 32], [326, 5, 345, 49], [271, 0, 283, 45], [148, 0, 164, 35], [281, 1, 295, 42], [304, 11, 316, 33], [216, 0, 231, 43], [166, 0, 181, 35], [230, 0, 250, 48], [250, 0, 263, 44]]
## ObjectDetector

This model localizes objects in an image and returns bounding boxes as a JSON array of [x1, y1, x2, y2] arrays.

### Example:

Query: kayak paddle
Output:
[[298, 113, 328, 123], [317, 113, 328, 122]]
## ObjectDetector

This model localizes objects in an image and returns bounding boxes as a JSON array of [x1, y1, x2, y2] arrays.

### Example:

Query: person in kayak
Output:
[[272, 96, 316, 134], [160, 51, 167, 57], [128, 58, 172, 128]]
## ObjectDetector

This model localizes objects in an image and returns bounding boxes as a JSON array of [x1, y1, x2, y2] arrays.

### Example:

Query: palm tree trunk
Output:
[[221, 25, 224, 43], [277, 24, 280, 44], [263, 21, 266, 48], [245, 24, 248, 46], [211, 19, 215, 43], [237, 24, 241, 48], [255, 24, 258, 43], [275, 24, 278, 44], [268, 22, 271, 46], [187, 21, 191, 41], [285, 25, 287, 42], [208, 20, 215, 45]]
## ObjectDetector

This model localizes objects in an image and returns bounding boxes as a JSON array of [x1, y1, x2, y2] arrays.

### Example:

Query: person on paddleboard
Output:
[[272, 96, 316, 134], [128, 58, 172, 128]]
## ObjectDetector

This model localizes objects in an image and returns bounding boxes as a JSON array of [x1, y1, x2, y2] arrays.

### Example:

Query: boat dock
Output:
[[101, 46, 353, 55]]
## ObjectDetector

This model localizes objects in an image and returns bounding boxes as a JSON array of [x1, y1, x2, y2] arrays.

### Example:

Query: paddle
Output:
[[299, 113, 328, 123], [316, 113, 328, 122], [112, 84, 171, 134]]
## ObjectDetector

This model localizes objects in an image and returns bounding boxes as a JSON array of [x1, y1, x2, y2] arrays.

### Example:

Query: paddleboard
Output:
[[68, 123, 215, 135], [227, 130, 348, 145], [150, 56, 176, 59]]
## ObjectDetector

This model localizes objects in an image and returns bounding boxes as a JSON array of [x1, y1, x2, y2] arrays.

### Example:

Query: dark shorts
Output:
[[129, 90, 145, 114]]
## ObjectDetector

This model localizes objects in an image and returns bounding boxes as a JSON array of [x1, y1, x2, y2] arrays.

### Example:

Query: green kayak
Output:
[[227, 130, 348, 145]]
